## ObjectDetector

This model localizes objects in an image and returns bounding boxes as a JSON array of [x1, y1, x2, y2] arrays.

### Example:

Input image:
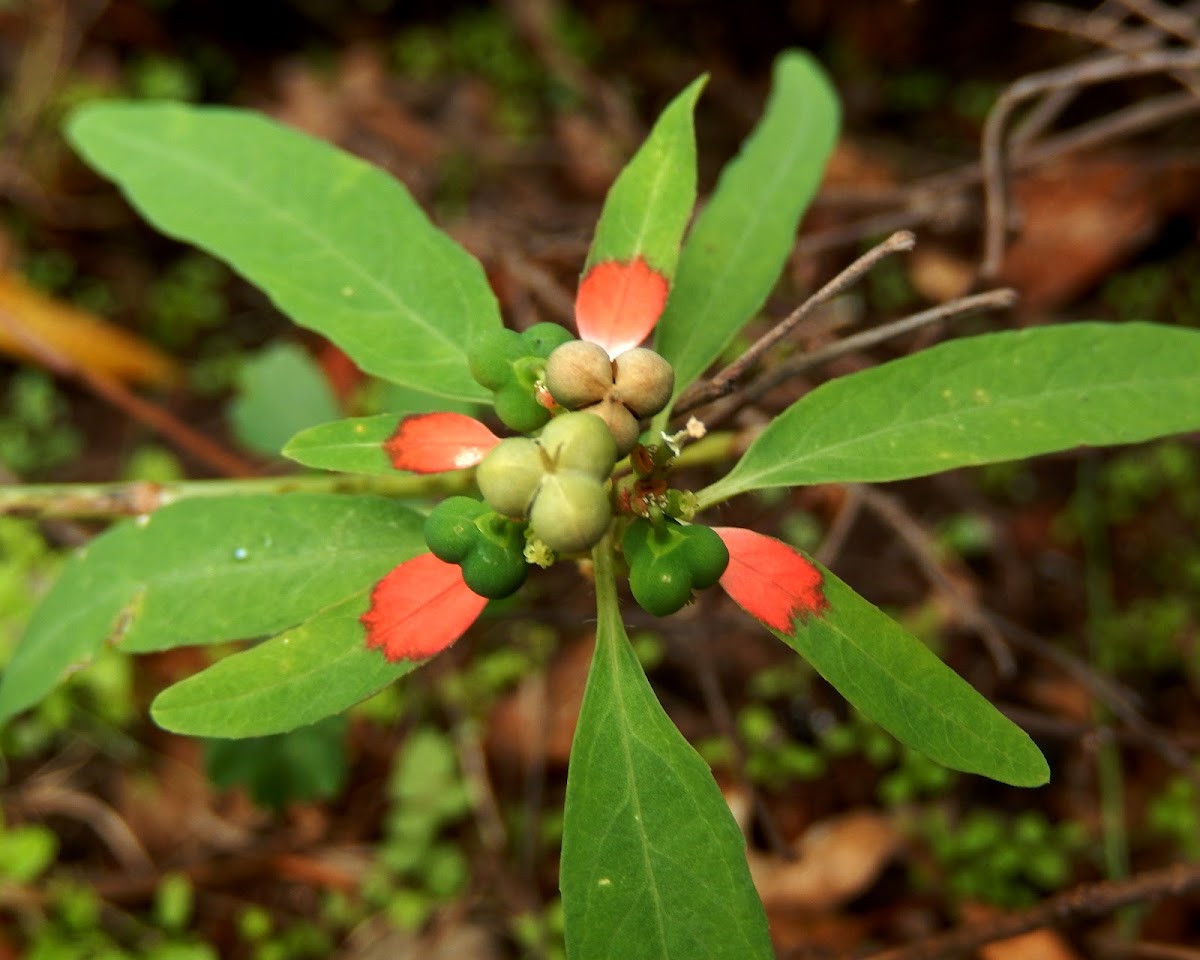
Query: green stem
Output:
[[0, 471, 473, 520], [591, 529, 621, 624], [0, 427, 739, 522]]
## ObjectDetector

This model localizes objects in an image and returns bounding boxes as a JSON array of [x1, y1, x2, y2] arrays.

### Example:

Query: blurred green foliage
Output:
[[204, 716, 349, 811], [0, 370, 82, 477], [915, 808, 1088, 908]]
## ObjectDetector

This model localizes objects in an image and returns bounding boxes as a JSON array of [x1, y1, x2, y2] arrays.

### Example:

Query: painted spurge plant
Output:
[[2, 51, 1200, 959]]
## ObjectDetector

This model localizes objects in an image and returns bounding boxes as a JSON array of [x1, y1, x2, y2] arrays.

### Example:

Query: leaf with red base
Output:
[[575, 258, 670, 359], [713, 527, 828, 632], [361, 553, 488, 661], [384, 412, 500, 474], [715, 527, 1049, 786]]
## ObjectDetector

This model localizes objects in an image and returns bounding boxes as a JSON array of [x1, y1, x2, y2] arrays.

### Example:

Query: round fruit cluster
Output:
[[622, 518, 729, 616], [424, 327, 728, 614], [467, 323, 574, 432], [476, 412, 618, 554], [544, 341, 674, 455], [423, 496, 529, 598]]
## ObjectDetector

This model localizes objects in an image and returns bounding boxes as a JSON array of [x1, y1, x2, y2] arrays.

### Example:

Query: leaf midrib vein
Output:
[[91, 118, 464, 356]]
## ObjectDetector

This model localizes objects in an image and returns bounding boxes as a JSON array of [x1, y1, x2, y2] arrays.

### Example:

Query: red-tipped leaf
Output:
[[361, 553, 488, 661], [714, 527, 828, 632], [575, 257, 669, 358], [384, 412, 500, 473]]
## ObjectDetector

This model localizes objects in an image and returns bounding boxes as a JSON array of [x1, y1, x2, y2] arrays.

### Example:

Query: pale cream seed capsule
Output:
[[544, 340, 613, 410], [613, 347, 674, 417], [582, 398, 641, 457]]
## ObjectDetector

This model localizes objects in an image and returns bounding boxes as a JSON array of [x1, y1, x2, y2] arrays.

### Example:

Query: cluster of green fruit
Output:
[[426, 329, 728, 615]]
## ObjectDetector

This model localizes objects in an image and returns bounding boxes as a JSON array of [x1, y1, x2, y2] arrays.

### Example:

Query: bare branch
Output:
[[731, 288, 1017, 414], [982, 47, 1200, 277], [863, 861, 1200, 960], [674, 230, 916, 415]]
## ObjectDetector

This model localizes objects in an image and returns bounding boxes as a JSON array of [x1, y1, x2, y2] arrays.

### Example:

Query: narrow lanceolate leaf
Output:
[[284, 414, 410, 475], [575, 258, 670, 358], [653, 50, 839, 424], [701, 322, 1200, 506], [361, 553, 488, 662], [739, 544, 1048, 787], [561, 543, 772, 960], [383, 412, 499, 473], [152, 592, 422, 738], [714, 527, 828, 631], [585, 75, 705, 280], [0, 496, 424, 723], [66, 102, 499, 402]]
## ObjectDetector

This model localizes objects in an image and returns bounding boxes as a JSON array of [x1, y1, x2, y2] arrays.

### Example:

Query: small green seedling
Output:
[[1, 49, 1199, 959]]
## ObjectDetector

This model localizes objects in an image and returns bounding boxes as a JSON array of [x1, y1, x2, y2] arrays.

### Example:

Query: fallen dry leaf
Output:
[[486, 635, 595, 768], [980, 928, 1081, 960], [964, 904, 1082, 960], [0, 273, 181, 387], [750, 809, 904, 911], [910, 245, 976, 302], [998, 157, 1195, 311]]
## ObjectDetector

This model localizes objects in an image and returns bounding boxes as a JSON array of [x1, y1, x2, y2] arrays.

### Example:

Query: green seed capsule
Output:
[[460, 535, 528, 599], [467, 329, 523, 391], [529, 471, 611, 554], [622, 517, 728, 616], [539, 411, 618, 480], [629, 558, 694, 617], [679, 524, 729, 588], [493, 380, 552, 433], [519, 322, 574, 357], [477, 438, 545, 518], [424, 496, 489, 562]]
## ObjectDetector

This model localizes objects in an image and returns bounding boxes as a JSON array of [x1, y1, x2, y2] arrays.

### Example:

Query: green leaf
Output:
[[0, 495, 424, 723], [152, 591, 421, 737], [585, 76, 705, 279], [561, 541, 771, 960], [283, 414, 402, 474], [653, 51, 839, 416], [703, 322, 1200, 506], [773, 559, 1049, 787], [230, 342, 341, 457], [0, 824, 58, 882], [66, 102, 498, 402], [203, 716, 349, 808]]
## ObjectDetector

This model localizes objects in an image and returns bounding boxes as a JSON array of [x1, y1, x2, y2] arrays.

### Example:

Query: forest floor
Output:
[[1, 1, 1199, 958]]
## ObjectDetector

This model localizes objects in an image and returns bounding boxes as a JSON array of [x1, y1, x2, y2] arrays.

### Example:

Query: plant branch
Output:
[[981, 47, 1200, 277], [861, 861, 1200, 960], [673, 230, 916, 416], [732, 288, 1017, 414], [0, 472, 473, 519], [856, 484, 1017, 677]]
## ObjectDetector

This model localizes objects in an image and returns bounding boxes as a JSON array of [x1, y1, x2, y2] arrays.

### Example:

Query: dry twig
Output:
[[675, 231, 916, 415], [863, 861, 1200, 960], [734, 287, 1017, 413], [981, 46, 1200, 277]]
